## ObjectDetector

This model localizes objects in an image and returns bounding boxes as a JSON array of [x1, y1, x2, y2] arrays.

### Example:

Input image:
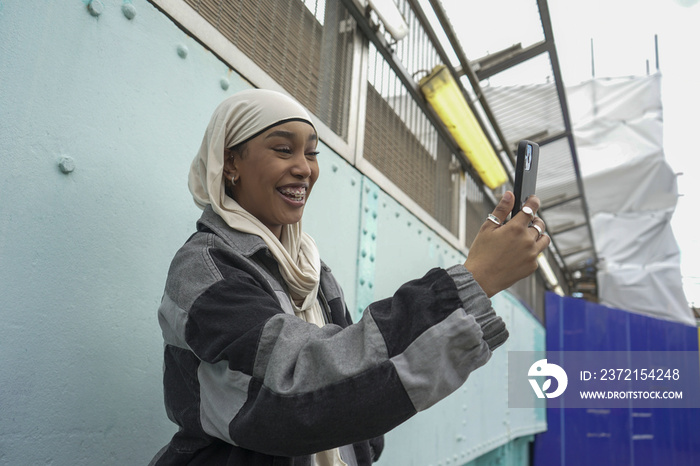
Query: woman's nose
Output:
[[291, 152, 312, 178]]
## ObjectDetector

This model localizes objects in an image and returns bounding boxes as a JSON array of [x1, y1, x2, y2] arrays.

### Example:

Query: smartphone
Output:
[[511, 140, 540, 219]]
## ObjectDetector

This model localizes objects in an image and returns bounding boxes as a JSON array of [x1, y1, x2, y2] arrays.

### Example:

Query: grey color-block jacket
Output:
[[151, 206, 508, 465]]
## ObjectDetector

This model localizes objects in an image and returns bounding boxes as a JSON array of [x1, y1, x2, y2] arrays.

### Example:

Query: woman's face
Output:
[[225, 120, 319, 238]]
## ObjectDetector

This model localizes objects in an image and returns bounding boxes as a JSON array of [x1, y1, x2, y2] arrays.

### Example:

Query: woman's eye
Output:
[[274, 147, 292, 154], [306, 151, 320, 157]]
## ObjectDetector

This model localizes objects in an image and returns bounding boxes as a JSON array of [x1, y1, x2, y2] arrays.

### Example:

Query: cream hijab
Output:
[[188, 89, 324, 325]]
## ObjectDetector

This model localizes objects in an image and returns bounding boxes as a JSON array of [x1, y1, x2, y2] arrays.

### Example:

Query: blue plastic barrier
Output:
[[533, 293, 700, 466]]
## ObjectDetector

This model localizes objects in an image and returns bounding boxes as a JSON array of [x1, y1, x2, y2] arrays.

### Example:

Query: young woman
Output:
[[151, 89, 549, 465]]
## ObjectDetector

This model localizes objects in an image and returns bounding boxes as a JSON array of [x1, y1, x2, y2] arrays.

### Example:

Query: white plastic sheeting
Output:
[[566, 74, 693, 325]]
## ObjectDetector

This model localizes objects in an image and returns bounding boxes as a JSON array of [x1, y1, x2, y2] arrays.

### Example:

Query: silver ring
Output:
[[530, 223, 543, 239], [522, 205, 535, 221], [487, 214, 501, 226]]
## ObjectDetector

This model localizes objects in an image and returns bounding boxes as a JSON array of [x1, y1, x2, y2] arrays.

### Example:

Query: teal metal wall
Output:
[[0, 1, 545, 464]]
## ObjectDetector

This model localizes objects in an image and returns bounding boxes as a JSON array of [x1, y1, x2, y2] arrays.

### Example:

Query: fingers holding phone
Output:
[[464, 139, 550, 296], [466, 193, 549, 297]]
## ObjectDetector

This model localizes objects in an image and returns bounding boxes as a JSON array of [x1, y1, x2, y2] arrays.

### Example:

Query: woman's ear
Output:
[[223, 148, 238, 181]]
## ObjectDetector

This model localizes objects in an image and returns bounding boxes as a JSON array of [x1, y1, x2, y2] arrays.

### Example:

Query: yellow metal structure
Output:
[[419, 65, 507, 189]]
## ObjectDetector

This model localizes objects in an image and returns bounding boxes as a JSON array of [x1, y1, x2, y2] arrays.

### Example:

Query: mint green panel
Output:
[[466, 435, 535, 466], [0, 1, 254, 464], [358, 178, 466, 312]]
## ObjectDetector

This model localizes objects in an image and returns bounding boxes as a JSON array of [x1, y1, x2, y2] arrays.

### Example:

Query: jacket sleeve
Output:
[[159, 241, 507, 458]]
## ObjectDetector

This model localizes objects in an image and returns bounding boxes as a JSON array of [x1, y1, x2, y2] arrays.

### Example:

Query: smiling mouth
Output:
[[277, 186, 307, 203]]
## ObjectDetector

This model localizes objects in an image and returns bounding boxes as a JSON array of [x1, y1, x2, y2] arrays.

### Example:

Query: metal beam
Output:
[[561, 246, 594, 258], [537, 130, 569, 147], [536, 0, 599, 276], [470, 43, 523, 72], [541, 195, 583, 211], [474, 40, 550, 81], [549, 221, 589, 236]]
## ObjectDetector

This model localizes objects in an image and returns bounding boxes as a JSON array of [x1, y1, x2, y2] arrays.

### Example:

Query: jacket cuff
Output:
[[446, 265, 509, 351]]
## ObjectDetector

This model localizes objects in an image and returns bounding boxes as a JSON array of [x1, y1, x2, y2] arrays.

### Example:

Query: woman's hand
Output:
[[464, 191, 550, 297]]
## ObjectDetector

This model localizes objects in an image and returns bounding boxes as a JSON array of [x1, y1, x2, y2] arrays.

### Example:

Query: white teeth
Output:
[[278, 186, 306, 202]]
